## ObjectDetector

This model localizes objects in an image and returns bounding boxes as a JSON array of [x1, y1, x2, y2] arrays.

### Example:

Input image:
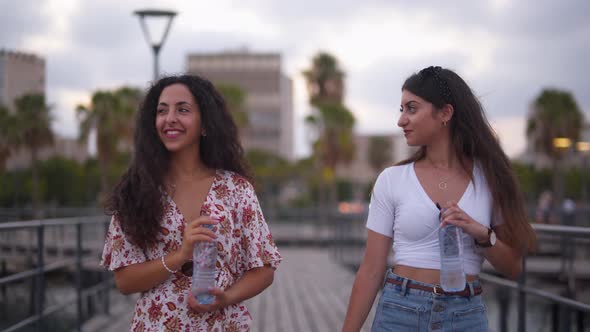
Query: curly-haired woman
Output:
[[101, 74, 281, 331]]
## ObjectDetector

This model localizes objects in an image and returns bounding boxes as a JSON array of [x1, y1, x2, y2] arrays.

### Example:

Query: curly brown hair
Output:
[[106, 74, 250, 250]]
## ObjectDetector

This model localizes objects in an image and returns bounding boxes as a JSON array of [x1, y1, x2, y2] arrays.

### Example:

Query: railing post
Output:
[[561, 234, 576, 332], [551, 303, 559, 332], [338, 212, 346, 264], [517, 257, 526, 332], [76, 221, 82, 332], [331, 210, 339, 262], [497, 287, 510, 332], [35, 223, 45, 332], [1, 260, 6, 300]]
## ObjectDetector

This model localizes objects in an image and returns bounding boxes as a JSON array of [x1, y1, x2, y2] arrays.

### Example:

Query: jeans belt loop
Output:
[[468, 283, 475, 298], [433, 284, 443, 295], [401, 278, 409, 296]]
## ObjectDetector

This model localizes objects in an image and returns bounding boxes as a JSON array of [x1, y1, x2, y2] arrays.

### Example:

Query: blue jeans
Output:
[[371, 270, 488, 332]]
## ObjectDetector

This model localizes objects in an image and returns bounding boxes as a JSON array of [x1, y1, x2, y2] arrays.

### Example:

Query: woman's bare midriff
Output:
[[393, 265, 479, 285]]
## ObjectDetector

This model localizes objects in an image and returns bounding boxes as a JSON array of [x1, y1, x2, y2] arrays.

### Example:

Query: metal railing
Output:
[[0, 216, 111, 332], [480, 223, 590, 332], [2, 210, 590, 331], [325, 210, 590, 332]]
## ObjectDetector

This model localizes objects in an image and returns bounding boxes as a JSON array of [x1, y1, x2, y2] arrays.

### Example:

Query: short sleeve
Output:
[[237, 182, 282, 270], [366, 170, 395, 238], [100, 215, 147, 271]]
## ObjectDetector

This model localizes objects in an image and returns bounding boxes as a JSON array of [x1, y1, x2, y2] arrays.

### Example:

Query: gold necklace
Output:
[[437, 174, 452, 190], [426, 160, 453, 190], [166, 171, 212, 197]]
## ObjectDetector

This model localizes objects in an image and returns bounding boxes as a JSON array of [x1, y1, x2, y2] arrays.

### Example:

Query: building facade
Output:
[[186, 51, 294, 161], [1, 49, 89, 170], [0, 49, 45, 111]]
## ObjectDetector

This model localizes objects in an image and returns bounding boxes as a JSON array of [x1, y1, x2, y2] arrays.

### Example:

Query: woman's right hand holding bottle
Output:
[[179, 216, 218, 262]]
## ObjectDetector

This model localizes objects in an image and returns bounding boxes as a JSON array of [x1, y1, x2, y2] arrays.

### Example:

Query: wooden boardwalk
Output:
[[88, 248, 374, 332], [245, 248, 374, 332]]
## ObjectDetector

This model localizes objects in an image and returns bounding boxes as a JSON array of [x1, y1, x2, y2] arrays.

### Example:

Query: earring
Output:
[[443, 121, 448, 127]]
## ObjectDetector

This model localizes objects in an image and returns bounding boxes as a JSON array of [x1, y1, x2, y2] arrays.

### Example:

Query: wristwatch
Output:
[[474, 227, 496, 248]]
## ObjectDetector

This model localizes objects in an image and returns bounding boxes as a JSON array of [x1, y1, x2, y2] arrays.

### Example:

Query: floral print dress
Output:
[[101, 170, 282, 331]]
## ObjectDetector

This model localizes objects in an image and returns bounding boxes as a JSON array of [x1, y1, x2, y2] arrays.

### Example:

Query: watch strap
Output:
[[475, 228, 493, 248]]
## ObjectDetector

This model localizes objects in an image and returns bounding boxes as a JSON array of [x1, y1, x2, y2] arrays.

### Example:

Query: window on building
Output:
[[248, 111, 280, 128]]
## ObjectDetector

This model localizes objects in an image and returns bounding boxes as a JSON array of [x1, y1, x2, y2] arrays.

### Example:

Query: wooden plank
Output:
[[93, 248, 376, 332], [246, 248, 376, 331]]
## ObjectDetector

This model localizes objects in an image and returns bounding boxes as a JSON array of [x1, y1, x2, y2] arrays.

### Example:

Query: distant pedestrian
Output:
[[343, 66, 537, 331], [535, 190, 554, 224], [562, 197, 576, 225], [100, 74, 281, 331]]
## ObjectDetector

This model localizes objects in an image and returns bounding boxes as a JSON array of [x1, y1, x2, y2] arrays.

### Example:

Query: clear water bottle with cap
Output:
[[191, 223, 218, 304], [438, 208, 466, 292]]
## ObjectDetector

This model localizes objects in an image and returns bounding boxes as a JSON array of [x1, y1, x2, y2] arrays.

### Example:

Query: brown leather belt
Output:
[[386, 278, 483, 297]]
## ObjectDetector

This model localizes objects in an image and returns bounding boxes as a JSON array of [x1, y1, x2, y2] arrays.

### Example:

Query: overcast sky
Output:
[[1, 0, 589, 158]]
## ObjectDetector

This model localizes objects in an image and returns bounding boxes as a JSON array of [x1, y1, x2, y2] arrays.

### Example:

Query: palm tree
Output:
[[245, 149, 290, 210], [77, 87, 141, 201], [526, 89, 584, 207], [14, 94, 54, 217], [0, 104, 18, 170], [526, 89, 584, 160], [216, 83, 249, 129], [306, 103, 355, 207], [303, 52, 356, 208], [306, 103, 356, 171], [303, 52, 345, 105]]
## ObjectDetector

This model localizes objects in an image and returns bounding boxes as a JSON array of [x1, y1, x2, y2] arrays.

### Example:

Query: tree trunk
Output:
[[30, 147, 41, 219], [99, 156, 110, 205], [329, 179, 337, 211], [317, 158, 327, 223], [553, 159, 561, 199]]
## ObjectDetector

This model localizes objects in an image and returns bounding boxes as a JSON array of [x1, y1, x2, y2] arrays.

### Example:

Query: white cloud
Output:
[[293, 7, 501, 78], [490, 115, 527, 158], [21, 0, 79, 53], [349, 96, 399, 136], [489, 0, 513, 12], [5, 0, 589, 162], [50, 88, 90, 138], [174, 1, 279, 39]]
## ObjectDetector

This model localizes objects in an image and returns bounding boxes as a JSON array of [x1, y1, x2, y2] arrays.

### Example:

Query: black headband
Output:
[[419, 66, 453, 105]]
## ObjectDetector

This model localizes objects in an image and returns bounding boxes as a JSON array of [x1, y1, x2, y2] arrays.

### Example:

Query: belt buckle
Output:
[[433, 285, 443, 295]]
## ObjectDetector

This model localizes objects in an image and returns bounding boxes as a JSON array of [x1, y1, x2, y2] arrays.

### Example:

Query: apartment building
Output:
[[186, 50, 294, 161]]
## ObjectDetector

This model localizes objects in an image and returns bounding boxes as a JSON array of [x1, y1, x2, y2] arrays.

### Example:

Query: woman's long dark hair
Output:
[[398, 66, 536, 253], [106, 74, 250, 250]]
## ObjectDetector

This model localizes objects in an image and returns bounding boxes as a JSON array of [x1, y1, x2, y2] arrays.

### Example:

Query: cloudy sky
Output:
[[2, 0, 589, 158]]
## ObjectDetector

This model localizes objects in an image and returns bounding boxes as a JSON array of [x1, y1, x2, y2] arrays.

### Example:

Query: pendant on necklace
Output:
[[438, 181, 448, 190]]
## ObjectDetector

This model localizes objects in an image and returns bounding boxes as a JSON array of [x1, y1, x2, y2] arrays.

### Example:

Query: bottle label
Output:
[[441, 226, 461, 257]]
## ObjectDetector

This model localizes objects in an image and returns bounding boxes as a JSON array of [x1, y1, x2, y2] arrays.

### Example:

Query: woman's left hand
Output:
[[187, 288, 230, 313], [440, 201, 488, 243]]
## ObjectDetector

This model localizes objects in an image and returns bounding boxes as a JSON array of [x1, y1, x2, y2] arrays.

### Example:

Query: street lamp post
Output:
[[134, 9, 177, 80]]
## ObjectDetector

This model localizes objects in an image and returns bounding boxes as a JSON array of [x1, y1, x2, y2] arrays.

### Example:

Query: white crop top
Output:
[[366, 162, 502, 275]]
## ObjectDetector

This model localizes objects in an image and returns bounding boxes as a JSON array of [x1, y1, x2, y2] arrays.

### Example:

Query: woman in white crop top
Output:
[[343, 66, 537, 332]]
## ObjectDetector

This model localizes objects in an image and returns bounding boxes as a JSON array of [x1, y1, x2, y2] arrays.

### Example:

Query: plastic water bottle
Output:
[[191, 223, 217, 304], [439, 223, 466, 292]]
